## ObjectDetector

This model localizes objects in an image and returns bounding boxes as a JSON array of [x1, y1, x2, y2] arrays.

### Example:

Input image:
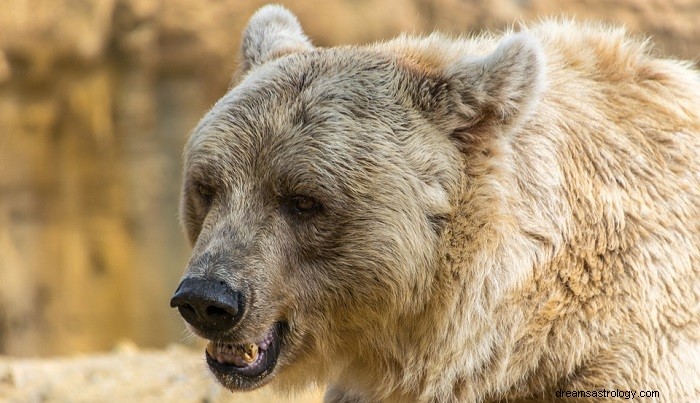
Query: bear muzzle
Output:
[[170, 276, 287, 390]]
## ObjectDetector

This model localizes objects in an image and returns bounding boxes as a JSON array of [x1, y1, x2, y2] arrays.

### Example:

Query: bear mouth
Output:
[[205, 321, 285, 390]]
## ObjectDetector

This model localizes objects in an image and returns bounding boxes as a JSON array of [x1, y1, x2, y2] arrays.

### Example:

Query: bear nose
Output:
[[170, 277, 244, 333]]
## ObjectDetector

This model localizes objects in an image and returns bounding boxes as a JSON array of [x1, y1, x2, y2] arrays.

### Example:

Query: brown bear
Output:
[[170, 5, 700, 402]]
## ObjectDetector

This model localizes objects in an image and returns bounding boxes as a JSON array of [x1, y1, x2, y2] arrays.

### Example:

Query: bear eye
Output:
[[287, 195, 321, 215], [196, 183, 214, 205]]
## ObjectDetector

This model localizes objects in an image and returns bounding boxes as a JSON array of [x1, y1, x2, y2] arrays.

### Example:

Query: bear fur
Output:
[[178, 5, 700, 402]]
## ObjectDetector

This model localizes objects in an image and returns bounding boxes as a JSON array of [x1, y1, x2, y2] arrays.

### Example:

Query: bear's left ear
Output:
[[426, 33, 546, 140], [238, 5, 314, 75]]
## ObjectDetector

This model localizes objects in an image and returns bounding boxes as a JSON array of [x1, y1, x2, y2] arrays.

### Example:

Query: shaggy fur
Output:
[[177, 5, 700, 402]]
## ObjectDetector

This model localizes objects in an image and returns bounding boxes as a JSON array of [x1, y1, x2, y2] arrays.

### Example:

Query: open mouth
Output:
[[205, 322, 285, 390]]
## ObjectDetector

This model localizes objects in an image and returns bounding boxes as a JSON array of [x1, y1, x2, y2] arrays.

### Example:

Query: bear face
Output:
[[178, 50, 455, 390]]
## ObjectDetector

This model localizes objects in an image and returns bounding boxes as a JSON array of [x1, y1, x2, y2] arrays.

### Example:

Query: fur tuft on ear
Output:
[[239, 5, 313, 74], [449, 32, 546, 134]]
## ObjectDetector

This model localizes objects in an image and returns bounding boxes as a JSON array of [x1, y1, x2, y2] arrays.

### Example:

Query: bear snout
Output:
[[170, 277, 246, 335]]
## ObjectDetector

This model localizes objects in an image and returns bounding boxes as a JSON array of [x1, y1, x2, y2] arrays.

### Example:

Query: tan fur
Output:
[[178, 5, 699, 402]]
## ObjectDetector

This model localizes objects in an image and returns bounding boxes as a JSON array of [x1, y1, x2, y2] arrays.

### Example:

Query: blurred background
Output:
[[0, 0, 698, 361]]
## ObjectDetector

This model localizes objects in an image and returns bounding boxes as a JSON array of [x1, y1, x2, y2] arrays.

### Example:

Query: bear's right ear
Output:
[[238, 5, 314, 74], [411, 32, 546, 143]]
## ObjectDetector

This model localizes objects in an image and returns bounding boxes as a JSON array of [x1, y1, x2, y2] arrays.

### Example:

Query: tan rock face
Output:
[[0, 0, 697, 357]]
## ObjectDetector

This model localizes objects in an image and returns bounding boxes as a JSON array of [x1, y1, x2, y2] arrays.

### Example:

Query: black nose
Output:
[[170, 277, 244, 333]]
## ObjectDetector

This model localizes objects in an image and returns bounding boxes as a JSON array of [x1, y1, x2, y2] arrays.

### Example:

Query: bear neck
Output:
[[378, 121, 572, 401]]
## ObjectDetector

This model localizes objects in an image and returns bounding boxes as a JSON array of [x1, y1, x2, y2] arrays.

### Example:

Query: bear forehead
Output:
[[186, 48, 410, 167], [185, 49, 416, 189], [246, 47, 402, 93], [230, 48, 404, 126]]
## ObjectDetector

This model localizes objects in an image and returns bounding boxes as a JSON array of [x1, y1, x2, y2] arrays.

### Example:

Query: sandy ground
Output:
[[0, 343, 324, 403]]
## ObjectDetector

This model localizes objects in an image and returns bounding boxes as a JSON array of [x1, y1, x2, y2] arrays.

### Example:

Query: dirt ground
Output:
[[0, 343, 324, 403]]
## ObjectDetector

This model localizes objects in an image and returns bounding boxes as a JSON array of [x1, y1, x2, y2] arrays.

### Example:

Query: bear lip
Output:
[[204, 322, 285, 390]]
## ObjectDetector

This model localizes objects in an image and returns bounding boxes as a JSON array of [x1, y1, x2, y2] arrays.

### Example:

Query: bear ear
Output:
[[238, 5, 314, 74], [438, 32, 546, 141]]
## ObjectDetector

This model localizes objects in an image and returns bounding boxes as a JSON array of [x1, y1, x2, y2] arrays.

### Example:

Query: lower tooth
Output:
[[206, 342, 216, 357]]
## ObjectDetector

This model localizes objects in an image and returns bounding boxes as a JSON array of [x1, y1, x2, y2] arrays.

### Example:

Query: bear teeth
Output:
[[205, 328, 276, 367], [207, 340, 264, 367]]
